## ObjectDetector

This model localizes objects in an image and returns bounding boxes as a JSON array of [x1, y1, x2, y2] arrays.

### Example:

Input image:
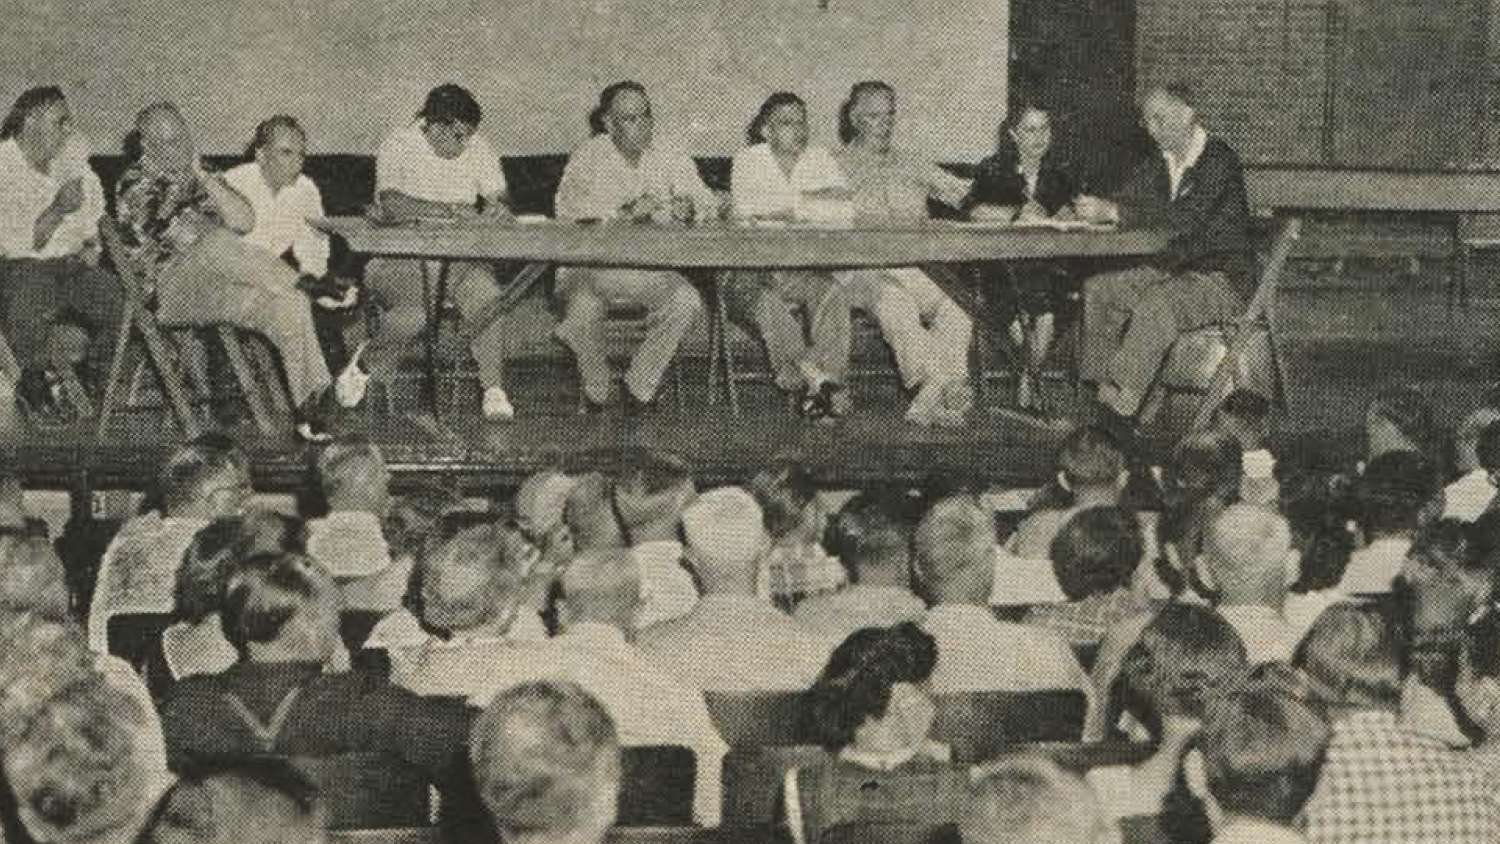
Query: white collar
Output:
[[838, 739, 950, 771]]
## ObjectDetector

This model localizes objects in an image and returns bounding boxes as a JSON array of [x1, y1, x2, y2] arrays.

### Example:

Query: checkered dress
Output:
[[1300, 710, 1500, 843]]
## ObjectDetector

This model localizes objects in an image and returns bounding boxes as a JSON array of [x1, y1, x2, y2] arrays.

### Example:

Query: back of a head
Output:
[[1292, 601, 1403, 711], [681, 486, 768, 591], [749, 461, 818, 541], [1117, 604, 1248, 736], [0, 534, 69, 619], [1058, 427, 1125, 493], [824, 492, 913, 584], [140, 758, 326, 844], [558, 548, 639, 629], [158, 440, 247, 515], [315, 440, 387, 509], [1166, 431, 1244, 506], [806, 622, 937, 752], [564, 473, 626, 552], [962, 755, 1113, 844], [914, 495, 993, 605], [515, 469, 581, 542], [419, 522, 532, 634], [470, 681, 620, 844], [1276, 458, 1357, 593], [177, 511, 307, 625], [1358, 449, 1441, 537], [611, 451, 695, 536], [1048, 506, 1142, 602], [1198, 667, 1330, 826], [1201, 504, 1292, 603], [219, 552, 336, 661], [1368, 384, 1440, 458]]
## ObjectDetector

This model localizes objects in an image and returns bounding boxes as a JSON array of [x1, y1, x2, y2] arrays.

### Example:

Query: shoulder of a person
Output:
[[462, 132, 501, 160], [378, 120, 423, 156], [732, 143, 770, 166]]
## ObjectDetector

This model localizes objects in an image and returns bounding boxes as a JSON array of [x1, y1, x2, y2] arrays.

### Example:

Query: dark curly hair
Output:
[[1049, 506, 1142, 601], [746, 92, 805, 145], [804, 622, 937, 751], [1111, 604, 1247, 740]]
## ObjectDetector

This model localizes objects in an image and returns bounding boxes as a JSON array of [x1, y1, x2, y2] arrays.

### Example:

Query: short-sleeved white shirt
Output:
[[730, 143, 845, 219], [374, 120, 506, 206]]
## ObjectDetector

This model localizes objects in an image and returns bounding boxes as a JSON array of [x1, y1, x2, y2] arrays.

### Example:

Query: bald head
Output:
[[914, 496, 995, 606], [558, 549, 639, 631], [135, 101, 194, 175], [681, 487, 769, 594], [1202, 504, 1292, 606]]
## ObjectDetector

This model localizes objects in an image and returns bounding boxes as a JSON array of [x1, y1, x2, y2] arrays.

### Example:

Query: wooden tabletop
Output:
[[313, 216, 1169, 269]]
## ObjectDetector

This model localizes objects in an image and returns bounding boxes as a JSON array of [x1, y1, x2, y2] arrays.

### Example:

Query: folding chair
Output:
[[705, 690, 810, 746], [96, 217, 293, 438], [1137, 217, 1303, 433]]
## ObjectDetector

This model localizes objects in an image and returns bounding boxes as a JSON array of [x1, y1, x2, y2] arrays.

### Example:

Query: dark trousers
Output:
[[0, 257, 124, 375]]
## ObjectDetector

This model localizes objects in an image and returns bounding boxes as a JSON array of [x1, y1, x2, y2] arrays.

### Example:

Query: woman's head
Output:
[[1115, 604, 1248, 739], [246, 115, 306, 192], [838, 80, 896, 146], [1001, 100, 1052, 162], [747, 92, 808, 157], [1, 86, 70, 165], [219, 552, 339, 662], [1293, 601, 1404, 711], [1277, 457, 1357, 593], [418, 521, 533, 635], [1049, 506, 1143, 602], [805, 622, 938, 752], [176, 511, 305, 625], [1357, 450, 1443, 539]]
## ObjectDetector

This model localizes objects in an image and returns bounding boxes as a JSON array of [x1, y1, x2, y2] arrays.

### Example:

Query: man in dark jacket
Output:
[[1075, 84, 1254, 430]]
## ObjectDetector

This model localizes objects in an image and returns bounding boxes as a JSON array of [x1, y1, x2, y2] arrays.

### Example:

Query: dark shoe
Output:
[[17, 367, 68, 423]]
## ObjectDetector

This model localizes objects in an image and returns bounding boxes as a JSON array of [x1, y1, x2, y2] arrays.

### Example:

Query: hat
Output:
[[681, 487, 768, 568]]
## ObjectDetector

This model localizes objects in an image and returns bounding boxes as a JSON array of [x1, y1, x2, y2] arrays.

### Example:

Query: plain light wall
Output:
[[5, 0, 1008, 159]]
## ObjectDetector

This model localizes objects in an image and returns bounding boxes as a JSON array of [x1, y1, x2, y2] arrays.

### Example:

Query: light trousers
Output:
[[725, 270, 851, 387], [363, 258, 510, 390], [554, 267, 704, 404], [839, 267, 972, 387]]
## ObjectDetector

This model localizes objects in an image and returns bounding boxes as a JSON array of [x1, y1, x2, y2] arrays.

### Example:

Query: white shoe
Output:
[[905, 380, 944, 425], [334, 344, 370, 408], [482, 386, 516, 420]]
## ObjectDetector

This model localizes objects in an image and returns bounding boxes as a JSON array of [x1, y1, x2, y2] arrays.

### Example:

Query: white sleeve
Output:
[[800, 147, 847, 192], [374, 129, 413, 197], [730, 147, 778, 218], [783, 767, 806, 844], [554, 141, 602, 221], [672, 150, 717, 216], [294, 180, 330, 277], [468, 135, 507, 198]]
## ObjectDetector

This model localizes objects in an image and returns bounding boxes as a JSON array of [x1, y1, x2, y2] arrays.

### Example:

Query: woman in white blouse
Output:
[[728, 92, 854, 420]]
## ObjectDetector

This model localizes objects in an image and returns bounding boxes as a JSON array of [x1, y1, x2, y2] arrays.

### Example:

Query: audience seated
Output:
[[1145, 431, 1243, 602], [749, 461, 846, 610], [469, 681, 620, 844], [1187, 663, 1330, 844], [306, 440, 404, 611], [613, 450, 699, 628], [727, 92, 854, 421], [1276, 455, 1358, 640], [134, 757, 326, 844], [157, 552, 472, 800], [795, 490, 926, 639], [962, 755, 1119, 844], [915, 495, 1088, 693], [88, 437, 251, 653], [1024, 506, 1151, 647], [162, 510, 310, 680], [1005, 425, 1126, 562], [640, 486, 832, 691], [385, 520, 549, 696], [833, 80, 974, 428], [552, 81, 712, 413], [113, 102, 331, 438], [1199, 504, 1297, 663], [1295, 602, 1500, 841], [0, 86, 122, 420], [513, 467, 581, 555], [563, 472, 627, 553], [784, 622, 965, 844], [463, 548, 726, 826], [1446, 417, 1500, 522], [1087, 604, 1247, 820], [1213, 390, 1277, 506], [1455, 610, 1500, 785], [362, 482, 468, 650], [1339, 449, 1442, 594]]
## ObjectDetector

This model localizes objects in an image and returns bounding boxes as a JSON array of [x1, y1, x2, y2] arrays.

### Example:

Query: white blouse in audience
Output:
[[990, 543, 1067, 606], [221, 161, 330, 276], [375, 120, 506, 205], [1335, 536, 1410, 594], [553, 133, 716, 222], [1215, 604, 1296, 664], [729, 143, 845, 219], [87, 513, 208, 654], [920, 604, 1089, 694]]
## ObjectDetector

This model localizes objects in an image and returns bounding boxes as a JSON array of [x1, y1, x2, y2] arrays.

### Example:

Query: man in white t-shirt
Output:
[[552, 81, 716, 413], [350, 84, 517, 419]]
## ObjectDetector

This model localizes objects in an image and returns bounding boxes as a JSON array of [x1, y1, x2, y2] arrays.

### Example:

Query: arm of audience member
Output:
[[195, 163, 255, 234], [377, 189, 476, 221]]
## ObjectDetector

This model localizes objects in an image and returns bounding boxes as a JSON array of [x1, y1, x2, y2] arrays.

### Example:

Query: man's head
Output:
[[611, 451, 695, 544], [681, 487, 770, 595], [1357, 449, 1442, 538], [1292, 601, 1403, 712], [748, 461, 819, 543], [1194, 666, 1330, 828], [913, 495, 994, 606], [563, 473, 625, 552], [315, 439, 390, 515], [1140, 84, 1198, 158], [594, 81, 653, 163], [419, 522, 533, 635], [824, 491, 914, 588], [417, 83, 482, 160], [1118, 604, 1248, 737], [470, 681, 620, 844], [1200, 504, 1293, 607], [158, 438, 252, 519], [1049, 506, 1142, 603], [554, 549, 640, 632], [2, 86, 71, 169], [176, 511, 304, 626], [839, 80, 896, 148], [515, 469, 581, 546], [138, 758, 325, 844], [220, 552, 340, 664], [0, 534, 70, 619], [962, 756, 1119, 844], [248, 115, 307, 193], [1057, 426, 1125, 500], [136, 101, 195, 176]]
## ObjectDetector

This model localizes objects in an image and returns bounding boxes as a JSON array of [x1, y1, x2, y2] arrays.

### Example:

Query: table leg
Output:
[[419, 259, 452, 418]]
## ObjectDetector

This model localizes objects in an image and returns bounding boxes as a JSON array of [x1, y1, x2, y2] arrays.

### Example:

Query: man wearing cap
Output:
[[638, 487, 837, 691]]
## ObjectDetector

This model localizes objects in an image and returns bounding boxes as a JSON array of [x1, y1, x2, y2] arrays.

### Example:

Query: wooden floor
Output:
[[4, 255, 1498, 494]]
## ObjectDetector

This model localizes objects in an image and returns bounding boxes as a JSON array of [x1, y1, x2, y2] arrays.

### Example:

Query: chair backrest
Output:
[[289, 752, 430, 830], [720, 744, 828, 828], [705, 690, 810, 746], [930, 690, 1087, 762], [1240, 216, 1304, 328], [605, 826, 720, 844], [619, 745, 697, 826], [339, 610, 384, 654], [819, 822, 960, 844], [105, 612, 175, 698]]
